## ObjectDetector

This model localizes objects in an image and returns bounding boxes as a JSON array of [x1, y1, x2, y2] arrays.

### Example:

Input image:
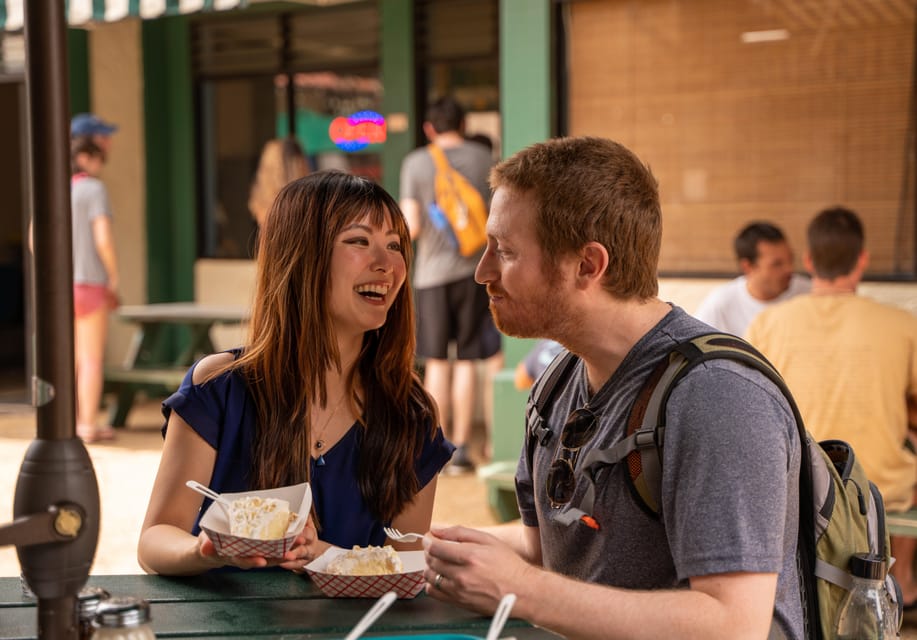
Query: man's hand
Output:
[[422, 525, 535, 615]]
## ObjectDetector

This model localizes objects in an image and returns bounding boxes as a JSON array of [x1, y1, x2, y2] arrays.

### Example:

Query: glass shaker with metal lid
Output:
[[92, 596, 155, 639], [78, 586, 110, 640]]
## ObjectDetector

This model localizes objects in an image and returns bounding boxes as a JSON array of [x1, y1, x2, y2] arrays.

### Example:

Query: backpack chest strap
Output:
[[552, 426, 662, 529], [549, 431, 654, 529]]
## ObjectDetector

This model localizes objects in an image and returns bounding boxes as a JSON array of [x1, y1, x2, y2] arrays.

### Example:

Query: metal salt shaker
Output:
[[92, 596, 155, 639], [78, 587, 111, 640]]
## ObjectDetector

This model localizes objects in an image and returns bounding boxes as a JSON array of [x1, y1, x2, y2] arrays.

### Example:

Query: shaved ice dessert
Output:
[[325, 545, 404, 575], [228, 496, 296, 540]]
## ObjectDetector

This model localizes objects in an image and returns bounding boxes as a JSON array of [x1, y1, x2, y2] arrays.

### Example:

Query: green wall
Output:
[[380, 0, 414, 198]]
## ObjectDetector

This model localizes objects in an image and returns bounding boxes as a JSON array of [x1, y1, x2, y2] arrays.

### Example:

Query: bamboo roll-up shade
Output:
[[567, 0, 916, 276]]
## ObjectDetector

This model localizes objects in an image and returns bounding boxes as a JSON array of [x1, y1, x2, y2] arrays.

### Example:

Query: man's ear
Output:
[[422, 122, 437, 142], [738, 257, 754, 275], [803, 252, 815, 275], [854, 250, 870, 277], [576, 242, 610, 288]]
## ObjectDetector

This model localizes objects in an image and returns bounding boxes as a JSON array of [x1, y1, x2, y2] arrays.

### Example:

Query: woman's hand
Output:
[[193, 531, 227, 569], [198, 526, 318, 572], [279, 517, 332, 573], [197, 531, 275, 571], [187, 518, 333, 574]]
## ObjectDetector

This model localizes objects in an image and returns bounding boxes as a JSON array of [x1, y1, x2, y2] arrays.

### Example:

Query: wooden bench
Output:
[[103, 367, 186, 427]]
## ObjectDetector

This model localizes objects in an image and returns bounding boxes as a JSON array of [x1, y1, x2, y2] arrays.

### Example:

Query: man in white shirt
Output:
[[694, 221, 810, 336]]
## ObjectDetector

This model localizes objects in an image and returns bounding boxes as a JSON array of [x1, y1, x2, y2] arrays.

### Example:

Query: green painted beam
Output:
[[141, 16, 197, 360], [499, 0, 553, 156], [66, 28, 89, 115], [141, 16, 196, 305], [379, 0, 414, 198], [498, 0, 554, 363]]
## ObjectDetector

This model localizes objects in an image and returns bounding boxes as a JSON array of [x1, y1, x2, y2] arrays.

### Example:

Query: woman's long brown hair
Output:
[[213, 171, 438, 522]]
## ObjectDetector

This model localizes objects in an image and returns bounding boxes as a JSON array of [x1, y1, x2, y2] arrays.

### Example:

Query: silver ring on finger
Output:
[[434, 573, 444, 589]]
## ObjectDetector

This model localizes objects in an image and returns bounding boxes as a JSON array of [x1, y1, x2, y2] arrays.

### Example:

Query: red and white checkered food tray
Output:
[[305, 548, 426, 599], [199, 482, 311, 558]]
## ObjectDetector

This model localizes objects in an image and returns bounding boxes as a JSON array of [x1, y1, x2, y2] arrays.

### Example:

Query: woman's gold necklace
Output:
[[312, 393, 347, 466]]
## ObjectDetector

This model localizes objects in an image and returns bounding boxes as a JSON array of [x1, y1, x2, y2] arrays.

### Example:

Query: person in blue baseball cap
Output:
[[71, 113, 117, 154]]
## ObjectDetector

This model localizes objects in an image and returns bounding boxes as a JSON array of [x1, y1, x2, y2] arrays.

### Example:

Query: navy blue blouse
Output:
[[162, 351, 454, 549]]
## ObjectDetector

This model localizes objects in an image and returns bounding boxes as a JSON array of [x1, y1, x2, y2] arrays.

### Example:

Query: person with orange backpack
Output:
[[399, 96, 503, 474]]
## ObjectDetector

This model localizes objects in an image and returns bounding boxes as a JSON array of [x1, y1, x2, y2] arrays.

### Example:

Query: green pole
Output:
[[380, 0, 415, 198]]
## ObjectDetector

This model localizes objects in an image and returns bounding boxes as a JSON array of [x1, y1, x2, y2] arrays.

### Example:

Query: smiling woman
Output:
[[137, 171, 454, 577]]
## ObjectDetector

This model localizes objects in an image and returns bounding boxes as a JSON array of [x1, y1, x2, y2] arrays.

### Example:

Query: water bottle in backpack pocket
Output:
[[810, 440, 902, 638], [833, 553, 898, 639]]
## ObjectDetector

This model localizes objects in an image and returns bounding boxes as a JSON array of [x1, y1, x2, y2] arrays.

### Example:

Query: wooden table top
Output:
[[1, 572, 558, 639]]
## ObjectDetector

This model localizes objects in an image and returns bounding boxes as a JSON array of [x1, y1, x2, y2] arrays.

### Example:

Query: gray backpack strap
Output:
[[625, 350, 692, 512], [814, 558, 853, 591], [525, 349, 578, 466], [869, 482, 886, 558]]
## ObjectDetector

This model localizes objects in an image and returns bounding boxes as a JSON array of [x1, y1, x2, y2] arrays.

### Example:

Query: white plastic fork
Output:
[[383, 526, 424, 542], [486, 593, 517, 640], [343, 590, 397, 640], [185, 480, 233, 513]]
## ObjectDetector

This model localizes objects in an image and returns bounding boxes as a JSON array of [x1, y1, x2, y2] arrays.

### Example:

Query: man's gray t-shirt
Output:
[[71, 176, 113, 285], [399, 141, 493, 289], [517, 307, 803, 638]]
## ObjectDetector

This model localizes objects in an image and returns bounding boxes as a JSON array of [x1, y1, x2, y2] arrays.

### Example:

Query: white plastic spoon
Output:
[[485, 593, 517, 640], [343, 590, 398, 640]]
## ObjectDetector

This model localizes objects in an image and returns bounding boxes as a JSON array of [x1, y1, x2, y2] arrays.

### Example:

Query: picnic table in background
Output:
[[104, 302, 250, 427]]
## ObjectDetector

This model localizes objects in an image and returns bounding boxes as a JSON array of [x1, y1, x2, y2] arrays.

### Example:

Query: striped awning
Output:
[[1, 0, 248, 32]]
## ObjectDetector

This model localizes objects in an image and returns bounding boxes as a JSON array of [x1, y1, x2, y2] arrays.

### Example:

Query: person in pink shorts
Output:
[[70, 115, 120, 442]]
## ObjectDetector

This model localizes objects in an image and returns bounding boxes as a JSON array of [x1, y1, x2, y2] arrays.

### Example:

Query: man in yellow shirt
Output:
[[747, 206, 917, 607]]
